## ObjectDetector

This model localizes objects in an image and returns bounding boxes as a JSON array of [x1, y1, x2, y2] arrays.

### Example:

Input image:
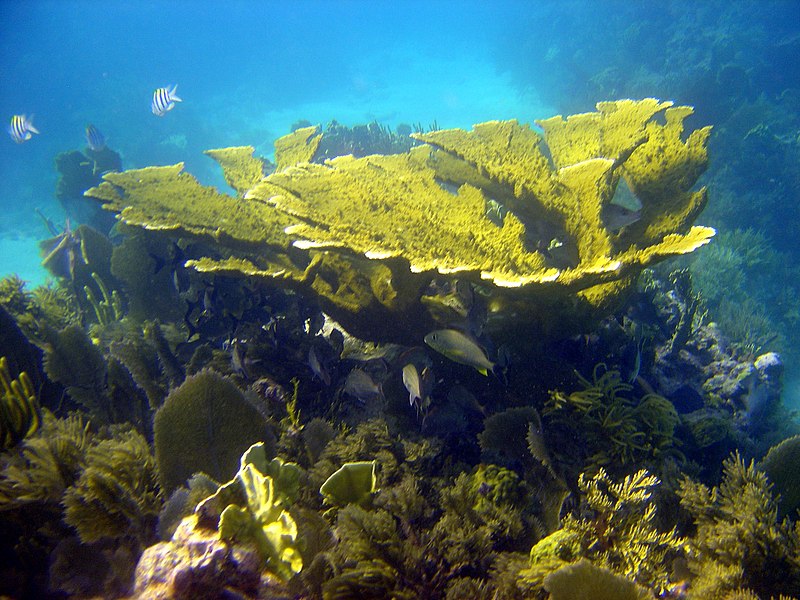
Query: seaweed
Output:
[[678, 451, 800, 598], [544, 364, 680, 475], [0, 356, 40, 449], [521, 468, 684, 594], [63, 425, 162, 546]]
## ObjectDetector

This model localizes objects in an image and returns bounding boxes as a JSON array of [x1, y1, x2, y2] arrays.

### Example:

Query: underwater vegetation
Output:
[[678, 452, 800, 599], [543, 364, 680, 476], [1, 97, 800, 599], [520, 468, 684, 596], [0, 355, 40, 450]]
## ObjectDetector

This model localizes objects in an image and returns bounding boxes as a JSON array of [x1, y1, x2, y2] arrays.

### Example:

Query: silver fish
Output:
[[343, 368, 383, 404], [402, 363, 434, 408], [424, 328, 495, 376], [308, 346, 331, 386], [8, 114, 39, 143], [151, 84, 182, 116], [85, 123, 106, 151]]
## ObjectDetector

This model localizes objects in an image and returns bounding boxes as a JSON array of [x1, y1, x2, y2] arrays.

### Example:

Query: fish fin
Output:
[[170, 84, 182, 102], [477, 368, 488, 376], [491, 363, 508, 386]]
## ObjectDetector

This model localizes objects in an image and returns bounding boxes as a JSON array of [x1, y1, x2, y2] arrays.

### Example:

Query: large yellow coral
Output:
[[86, 99, 714, 341]]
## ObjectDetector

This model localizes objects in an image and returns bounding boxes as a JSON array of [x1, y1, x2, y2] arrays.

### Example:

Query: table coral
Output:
[[85, 99, 714, 342]]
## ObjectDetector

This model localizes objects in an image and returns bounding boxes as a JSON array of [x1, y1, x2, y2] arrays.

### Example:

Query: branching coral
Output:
[[63, 426, 162, 546], [0, 356, 40, 449], [544, 364, 680, 473], [521, 468, 684, 594], [85, 99, 714, 342], [678, 451, 800, 598]]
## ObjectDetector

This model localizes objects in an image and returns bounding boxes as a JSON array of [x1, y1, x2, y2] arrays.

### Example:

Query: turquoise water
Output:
[[0, 0, 551, 285], [2, 3, 800, 597]]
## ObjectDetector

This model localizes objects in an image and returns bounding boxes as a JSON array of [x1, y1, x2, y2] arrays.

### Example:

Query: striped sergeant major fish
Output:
[[151, 84, 182, 116], [8, 114, 39, 143], [85, 124, 106, 151]]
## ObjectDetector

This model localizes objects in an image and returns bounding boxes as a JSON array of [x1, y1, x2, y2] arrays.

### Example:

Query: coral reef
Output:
[[679, 451, 800, 598], [4, 87, 799, 598], [153, 369, 272, 492], [521, 468, 684, 594], [0, 356, 40, 449], [86, 99, 714, 342], [134, 442, 305, 597]]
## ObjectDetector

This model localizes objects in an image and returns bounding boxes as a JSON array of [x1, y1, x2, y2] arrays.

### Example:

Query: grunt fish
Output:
[[343, 368, 384, 404], [424, 328, 495, 376], [151, 84, 182, 116]]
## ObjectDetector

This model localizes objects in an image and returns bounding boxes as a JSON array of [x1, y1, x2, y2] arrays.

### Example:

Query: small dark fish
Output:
[[603, 203, 641, 231], [85, 123, 106, 151], [8, 114, 39, 143], [485, 198, 507, 227], [628, 334, 645, 384], [152, 84, 182, 116], [308, 346, 331, 386], [343, 368, 384, 404], [230, 339, 250, 379]]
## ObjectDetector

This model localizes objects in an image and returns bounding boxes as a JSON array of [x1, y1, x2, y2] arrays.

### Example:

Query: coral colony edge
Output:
[[1, 99, 799, 599]]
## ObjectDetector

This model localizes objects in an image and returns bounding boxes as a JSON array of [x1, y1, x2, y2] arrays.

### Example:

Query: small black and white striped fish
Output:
[[85, 123, 105, 151], [8, 114, 39, 143], [151, 84, 182, 116]]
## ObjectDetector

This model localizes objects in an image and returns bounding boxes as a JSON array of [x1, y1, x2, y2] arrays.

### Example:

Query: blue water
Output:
[[0, 0, 551, 284], [1, 0, 799, 404]]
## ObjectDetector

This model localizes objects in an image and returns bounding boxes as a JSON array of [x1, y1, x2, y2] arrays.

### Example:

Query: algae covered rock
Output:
[[544, 559, 654, 600], [760, 434, 800, 519], [153, 369, 270, 492], [133, 514, 272, 600]]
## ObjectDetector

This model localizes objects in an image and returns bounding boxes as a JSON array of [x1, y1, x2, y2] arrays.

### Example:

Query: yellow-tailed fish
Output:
[[424, 328, 495, 376], [343, 368, 383, 404], [402, 363, 434, 408]]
